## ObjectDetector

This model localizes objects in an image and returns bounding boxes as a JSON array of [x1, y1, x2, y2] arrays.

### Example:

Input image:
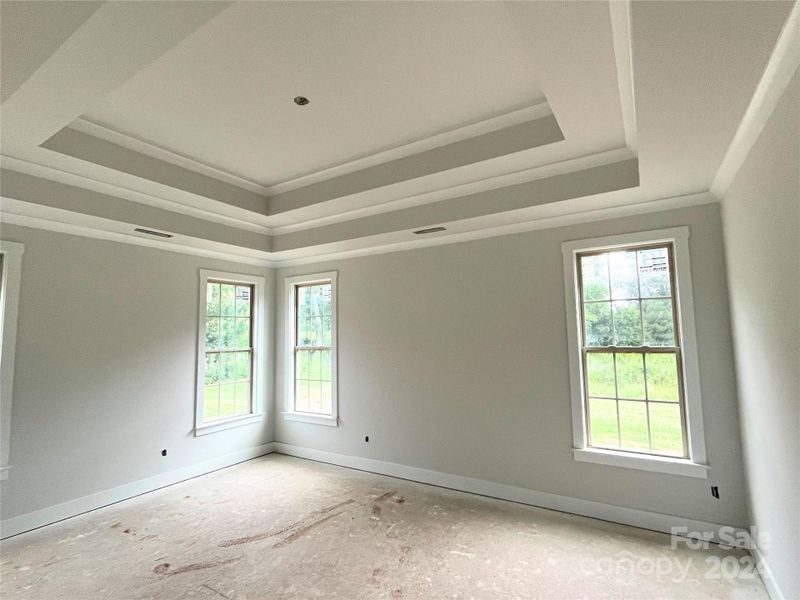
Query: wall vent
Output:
[[134, 228, 173, 239], [413, 226, 446, 235]]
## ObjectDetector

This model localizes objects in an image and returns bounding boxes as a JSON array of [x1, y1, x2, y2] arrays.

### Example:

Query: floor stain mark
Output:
[[373, 490, 396, 503], [218, 499, 355, 547], [272, 512, 342, 548], [154, 558, 240, 577], [201, 583, 233, 599]]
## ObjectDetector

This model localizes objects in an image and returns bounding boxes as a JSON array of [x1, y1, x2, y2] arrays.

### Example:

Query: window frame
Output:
[[283, 271, 338, 427], [562, 227, 709, 478], [0, 241, 24, 480], [195, 269, 266, 436]]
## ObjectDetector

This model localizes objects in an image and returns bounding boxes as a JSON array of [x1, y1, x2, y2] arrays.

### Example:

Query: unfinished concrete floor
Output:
[[1, 454, 767, 600]]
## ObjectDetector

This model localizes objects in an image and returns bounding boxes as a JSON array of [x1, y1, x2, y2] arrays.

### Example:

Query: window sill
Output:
[[0, 465, 10, 481], [194, 413, 264, 437], [282, 412, 338, 427], [573, 448, 709, 478]]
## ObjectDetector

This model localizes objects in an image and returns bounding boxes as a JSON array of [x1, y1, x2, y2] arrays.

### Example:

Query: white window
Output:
[[195, 270, 266, 435], [284, 272, 338, 426], [0, 241, 24, 480], [562, 227, 708, 478]]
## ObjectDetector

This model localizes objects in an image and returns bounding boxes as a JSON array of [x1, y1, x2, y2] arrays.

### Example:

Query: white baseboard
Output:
[[751, 545, 787, 600], [273, 442, 749, 548], [0, 442, 275, 539]]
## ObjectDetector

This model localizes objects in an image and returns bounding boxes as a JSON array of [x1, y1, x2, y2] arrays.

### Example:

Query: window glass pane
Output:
[[234, 351, 250, 381], [220, 317, 235, 348], [207, 283, 220, 316], [220, 352, 236, 383], [235, 318, 250, 348], [234, 381, 250, 416], [586, 353, 615, 397], [642, 299, 675, 346], [618, 400, 649, 451], [615, 353, 645, 399], [295, 379, 310, 413], [580, 254, 610, 301], [219, 383, 236, 418], [320, 380, 333, 415], [299, 316, 323, 346], [648, 403, 684, 456], [235, 285, 251, 317], [320, 350, 332, 381], [205, 317, 220, 350], [584, 302, 612, 346], [204, 353, 219, 385], [638, 247, 671, 298], [322, 316, 332, 346], [296, 350, 309, 380], [203, 385, 219, 421], [645, 353, 680, 401], [220, 284, 236, 317], [309, 350, 321, 382], [612, 300, 642, 346], [609, 251, 638, 300], [589, 398, 618, 448]]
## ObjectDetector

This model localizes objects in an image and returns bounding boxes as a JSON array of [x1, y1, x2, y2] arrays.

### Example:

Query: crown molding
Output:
[[711, 0, 799, 199], [264, 100, 553, 194], [609, 0, 637, 152], [70, 118, 273, 197], [272, 191, 717, 267], [0, 154, 273, 235], [269, 146, 636, 235], [0, 197, 276, 268]]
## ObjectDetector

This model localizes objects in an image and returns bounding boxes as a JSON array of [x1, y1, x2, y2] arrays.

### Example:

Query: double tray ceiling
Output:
[[0, 1, 794, 265]]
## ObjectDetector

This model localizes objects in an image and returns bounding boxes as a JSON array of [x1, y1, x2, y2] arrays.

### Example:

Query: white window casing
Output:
[[0, 241, 24, 480]]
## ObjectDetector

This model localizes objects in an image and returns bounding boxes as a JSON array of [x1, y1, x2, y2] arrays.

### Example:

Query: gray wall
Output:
[[0, 225, 274, 520], [276, 203, 749, 527], [721, 71, 799, 600]]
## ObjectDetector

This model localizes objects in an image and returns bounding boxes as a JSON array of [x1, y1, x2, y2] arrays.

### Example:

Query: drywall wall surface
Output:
[[0, 225, 274, 520], [721, 70, 799, 600], [276, 203, 748, 527]]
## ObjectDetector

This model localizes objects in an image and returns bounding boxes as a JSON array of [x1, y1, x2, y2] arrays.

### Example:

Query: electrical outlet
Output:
[[161, 449, 168, 457], [365, 436, 369, 443], [711, 486, 719, 499]]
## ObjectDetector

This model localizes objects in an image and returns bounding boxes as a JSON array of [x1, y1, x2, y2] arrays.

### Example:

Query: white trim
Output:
[[1, 154, 273, 235], [0, 203, 277, 267], [282, 412, 339, 427], [0, 442, 275, 539], [573, 448, 708, 478], [70, 118, 273, 196], [195, 270, 267, 435], [560, 226, 708, 473], [266, 101, 552, 194], [273, 443, 746, 547], [711, 1, 800, 198], [609, 0, 637, 152], [750, 544, 788, 600], [283, 271, 339, 424], [0, 241, 24, 480], [275, 192, 716, 268]]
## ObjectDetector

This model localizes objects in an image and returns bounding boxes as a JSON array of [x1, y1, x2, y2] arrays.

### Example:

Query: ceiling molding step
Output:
[[0, 169, 271, 254], [272, 157, 640, 252], [267, 113, 564, 215], [0, 154, 273, 235], [42, 127, 269, 216], [0, 201, 276, 269], [608, 0, 637, 152], [272, 192, 718, 268], [70, 118, 273, 197], [710, 0, 800, 199], [270, 146, 636, 235], [266, 101, 552, 195]]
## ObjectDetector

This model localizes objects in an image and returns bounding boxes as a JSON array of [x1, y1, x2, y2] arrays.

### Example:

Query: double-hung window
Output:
[[562, 228, 708, 477], [196, 270, 266, 435], [284, 272, 338, 426]]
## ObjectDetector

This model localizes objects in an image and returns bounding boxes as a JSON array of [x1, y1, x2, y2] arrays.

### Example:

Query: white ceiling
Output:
[[1, 0, 797, 266], [83, 2, 544, 187]]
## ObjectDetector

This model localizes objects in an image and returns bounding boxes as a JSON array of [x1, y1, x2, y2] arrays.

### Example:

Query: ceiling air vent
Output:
[[134, 228, 173, 239], [413, 226, 446, 235]]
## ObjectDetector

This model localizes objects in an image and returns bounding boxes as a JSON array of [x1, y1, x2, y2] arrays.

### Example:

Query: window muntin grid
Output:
[[577, 243, 688, 458], [203, 281, 254, 422], [293, 282, 333, 415]]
